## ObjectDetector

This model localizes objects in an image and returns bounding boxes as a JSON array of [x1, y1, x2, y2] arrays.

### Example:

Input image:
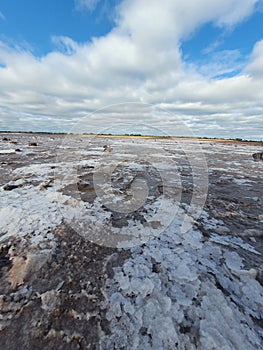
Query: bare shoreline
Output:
[[1, 131, 263, 146]]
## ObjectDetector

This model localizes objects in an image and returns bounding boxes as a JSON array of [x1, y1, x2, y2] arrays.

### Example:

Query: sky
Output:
[[0, 0, 263, 139]]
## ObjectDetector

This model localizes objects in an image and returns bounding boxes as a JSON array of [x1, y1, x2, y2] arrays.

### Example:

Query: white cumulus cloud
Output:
[[0, 0, 262, 139]]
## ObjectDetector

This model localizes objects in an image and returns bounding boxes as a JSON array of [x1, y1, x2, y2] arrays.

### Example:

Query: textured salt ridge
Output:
[[102, 224, 263, 350]]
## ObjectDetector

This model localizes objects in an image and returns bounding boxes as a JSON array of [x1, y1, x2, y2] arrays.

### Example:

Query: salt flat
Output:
[[0, 133, 262, 349]]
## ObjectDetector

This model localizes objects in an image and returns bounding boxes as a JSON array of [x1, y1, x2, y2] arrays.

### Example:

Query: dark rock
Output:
[[81, 165, 94, 169], [252, 152, 263, 161], [77, 180, 90, 191], [0, 245, 12, 279], [103, 145, 112, 152], [2, 184, 19, 191], [28, 142, 38, 147], [39, 179, 53, 191]]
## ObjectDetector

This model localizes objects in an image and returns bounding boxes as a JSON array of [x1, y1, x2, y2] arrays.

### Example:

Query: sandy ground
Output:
[[0, 133, 263, 349]]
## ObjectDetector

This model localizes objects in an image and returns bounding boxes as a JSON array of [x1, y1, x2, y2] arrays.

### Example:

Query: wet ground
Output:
[[0, 133, 262, 349]]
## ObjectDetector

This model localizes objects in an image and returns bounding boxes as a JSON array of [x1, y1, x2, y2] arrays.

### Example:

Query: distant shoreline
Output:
[[0, 131, 262, 146]]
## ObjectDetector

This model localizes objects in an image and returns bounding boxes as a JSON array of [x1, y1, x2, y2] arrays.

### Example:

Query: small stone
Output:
[[103, 145, 112, 152], [237, 268, 258, 279], [2, 184, 19, 191], [144, 221, 162, 229], [46, 329, 58, 339], [40, 290, 59, 311], [8, 256, 28, 288], [0, 295, 6, 307], [241, 229, 263, 237], [39, 179, 53, 190], [214, 226, 231, 234]]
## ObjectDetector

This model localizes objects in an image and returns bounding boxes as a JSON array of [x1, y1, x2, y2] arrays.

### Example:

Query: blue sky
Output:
[[0, 0, 118, 55], [0, 0, 263, 139]]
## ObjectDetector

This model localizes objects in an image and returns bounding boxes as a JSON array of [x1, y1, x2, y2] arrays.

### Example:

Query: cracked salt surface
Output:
[[102, 223, 263, 349], [0, 186, 63, 244], [0, 134, 263, 349]]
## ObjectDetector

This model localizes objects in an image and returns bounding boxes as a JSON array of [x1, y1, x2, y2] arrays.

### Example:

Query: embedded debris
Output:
[[103, 145, 112, 152]]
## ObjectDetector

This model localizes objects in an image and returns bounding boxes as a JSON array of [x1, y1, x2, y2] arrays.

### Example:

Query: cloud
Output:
[[0, 0, 262, 139], [74, 0, 101, 12], [202, 39, 225, 55], [51, 36, 79, 55], [246, 39, 263, 78], [193, 49, 247, 79], [116, 0, 258, 44], [0, 11, 5, 20]]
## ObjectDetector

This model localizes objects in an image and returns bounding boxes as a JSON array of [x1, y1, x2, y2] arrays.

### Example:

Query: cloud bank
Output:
[[0, 0, 262, 139]]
